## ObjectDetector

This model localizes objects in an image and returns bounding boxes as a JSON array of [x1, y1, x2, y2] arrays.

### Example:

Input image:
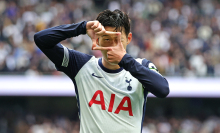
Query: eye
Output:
[[105, 39, 110, 41]]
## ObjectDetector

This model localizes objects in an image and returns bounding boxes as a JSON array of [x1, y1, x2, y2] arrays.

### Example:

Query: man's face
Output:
[[96, 26, 132, 65]]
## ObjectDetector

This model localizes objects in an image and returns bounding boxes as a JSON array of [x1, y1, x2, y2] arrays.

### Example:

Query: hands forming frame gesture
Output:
[[86, 21, 126, 64]]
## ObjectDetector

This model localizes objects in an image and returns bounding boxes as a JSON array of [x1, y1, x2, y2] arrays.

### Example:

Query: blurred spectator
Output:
[[2, 112, 220, 133], [0, 0, 220, 77]]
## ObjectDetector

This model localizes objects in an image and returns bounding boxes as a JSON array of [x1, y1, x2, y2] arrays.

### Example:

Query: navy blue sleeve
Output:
[[118, 54, 170, 98], [34, 21, 92, 78]]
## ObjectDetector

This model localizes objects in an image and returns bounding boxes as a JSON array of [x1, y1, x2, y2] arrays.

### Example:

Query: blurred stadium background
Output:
[[0, 0, 220, 132]]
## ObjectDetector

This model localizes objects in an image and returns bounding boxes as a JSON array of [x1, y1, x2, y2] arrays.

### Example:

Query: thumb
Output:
[[91, 38, 97, 50], [117, 32, 123, 48]]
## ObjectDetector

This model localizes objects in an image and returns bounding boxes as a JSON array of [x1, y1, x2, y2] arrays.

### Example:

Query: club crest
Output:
[[125, 77, 132, 91]]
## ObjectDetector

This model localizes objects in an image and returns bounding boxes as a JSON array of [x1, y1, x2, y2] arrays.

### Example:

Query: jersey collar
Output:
[[98, 58, 123, 73]]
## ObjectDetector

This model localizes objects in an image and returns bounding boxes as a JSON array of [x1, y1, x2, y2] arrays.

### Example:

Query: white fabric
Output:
[[61, 45, 69, 67], [75, 57, 145, 133]]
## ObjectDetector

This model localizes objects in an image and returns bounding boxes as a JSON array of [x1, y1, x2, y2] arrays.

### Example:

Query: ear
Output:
[[127, 32, 132, 44]]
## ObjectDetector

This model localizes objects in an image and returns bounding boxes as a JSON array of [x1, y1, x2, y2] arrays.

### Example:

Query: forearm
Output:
[[34, 21, 87, 49], [119, 54, 169, 98]]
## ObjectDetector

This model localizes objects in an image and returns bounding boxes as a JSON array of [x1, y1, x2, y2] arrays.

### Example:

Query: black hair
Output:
[[96, 9, 131, 37]]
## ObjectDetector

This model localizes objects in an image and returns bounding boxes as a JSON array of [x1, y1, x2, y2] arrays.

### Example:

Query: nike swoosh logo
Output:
[[92, 73, 103, 78]]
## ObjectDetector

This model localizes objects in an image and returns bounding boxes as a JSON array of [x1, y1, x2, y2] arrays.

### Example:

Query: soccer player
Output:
[[34, 9, 169, 133]]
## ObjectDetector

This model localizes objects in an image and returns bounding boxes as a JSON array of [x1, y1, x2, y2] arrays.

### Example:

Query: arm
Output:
[[119, 54, 170, 98], [34, 21, 92, 78], [34, 21, 87, 49], [92, 33, 169, 98]]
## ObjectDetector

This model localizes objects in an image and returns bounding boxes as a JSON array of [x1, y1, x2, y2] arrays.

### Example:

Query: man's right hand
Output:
[[86, 21, 106, 50]]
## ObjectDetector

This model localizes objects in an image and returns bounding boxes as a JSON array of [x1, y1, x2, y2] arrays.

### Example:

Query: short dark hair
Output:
[[96, 9, 131, 37]]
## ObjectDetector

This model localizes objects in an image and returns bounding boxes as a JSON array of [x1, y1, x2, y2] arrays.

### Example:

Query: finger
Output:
[[91, 21, 99, 29], [107, 51, 112, 55], [107, 55, 113, 61], [96, 26, 106, 35], [93, 46, 112, 51], [87, 21, 97, 29], [117, 32, 122, 46], [91, 38, 97, 50], [104, 31, 121, 36], [107, 54, 112, 60], [96, 30, 105, 35], [94, 23, 102, 32]]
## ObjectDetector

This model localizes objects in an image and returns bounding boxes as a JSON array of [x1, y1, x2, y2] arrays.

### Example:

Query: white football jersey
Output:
[[74, 56, 146, 133]]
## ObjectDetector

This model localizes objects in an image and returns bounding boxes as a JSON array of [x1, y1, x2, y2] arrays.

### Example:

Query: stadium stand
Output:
[[0, 0, 220, 76]]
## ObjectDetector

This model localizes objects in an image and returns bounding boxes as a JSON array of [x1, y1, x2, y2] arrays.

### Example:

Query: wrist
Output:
[[119, 52, 126, 63], [118, 53, 130, 67], [81, 21, 88, 34]]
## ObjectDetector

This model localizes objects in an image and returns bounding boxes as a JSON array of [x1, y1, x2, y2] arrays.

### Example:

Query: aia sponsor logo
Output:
[[88, 90, 133, 116]]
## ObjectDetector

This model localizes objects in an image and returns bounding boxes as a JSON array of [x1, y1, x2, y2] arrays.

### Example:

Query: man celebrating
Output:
[[34, 9, 169, 133]]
